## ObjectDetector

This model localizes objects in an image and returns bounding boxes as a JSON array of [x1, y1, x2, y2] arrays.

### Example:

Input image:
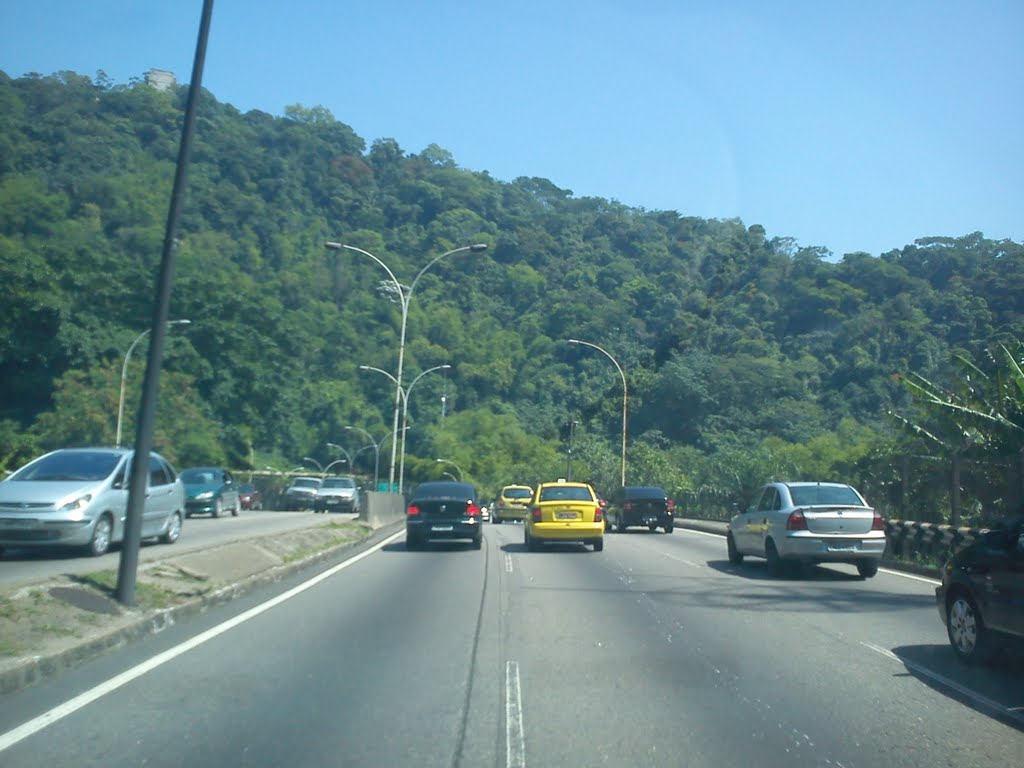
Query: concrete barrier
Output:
[[360, 491, 406, 529]]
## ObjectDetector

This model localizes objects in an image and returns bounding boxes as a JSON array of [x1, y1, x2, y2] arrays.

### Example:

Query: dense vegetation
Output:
[[2, 70, 1023, 524]]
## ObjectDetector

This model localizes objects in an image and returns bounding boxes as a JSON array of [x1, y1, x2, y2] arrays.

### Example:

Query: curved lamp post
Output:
[[302, 456, 324, 474], [325, 442, 353, 473], [325, 240, 486, 491], [435, 458, 463, 481], [359, 363, 451, 493], [324, 458, 348, 475], [116, 319, 191, 447], [345, 426, 382, 490], [441, 472, 458, 482], [567, 338, 628, 488]]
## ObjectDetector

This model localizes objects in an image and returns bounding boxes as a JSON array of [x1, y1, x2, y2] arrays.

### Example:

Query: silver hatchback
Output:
[[727, 481, 886, 577], [0, 447, 185, 557]]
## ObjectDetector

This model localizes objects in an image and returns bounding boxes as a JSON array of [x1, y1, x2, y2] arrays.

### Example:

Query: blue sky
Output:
[[2, 1, 1021, 258]]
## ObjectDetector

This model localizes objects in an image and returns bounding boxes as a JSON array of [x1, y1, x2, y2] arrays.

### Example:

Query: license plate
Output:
[[431, 525, 454, 532], [1, 519, 37, 529], [556, 511, 577, 520], [828, 541, 857, 551]]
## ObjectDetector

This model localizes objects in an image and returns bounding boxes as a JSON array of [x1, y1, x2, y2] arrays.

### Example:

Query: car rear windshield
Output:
[[539, 486, 594, 502], [412, 482, 475, 500], [10, 451, 122, 482], [504, 488, 532, 499], [322, 478, 355, 488], [292, 478, 321, 489], [625, 486, 667, 499], [789, 485, 864, 507]]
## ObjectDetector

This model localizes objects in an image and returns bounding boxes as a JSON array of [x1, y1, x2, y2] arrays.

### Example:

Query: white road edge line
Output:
[[0, 529, 406, 755], [506, 660, 526, 768], [860, 641, 1024, 727]]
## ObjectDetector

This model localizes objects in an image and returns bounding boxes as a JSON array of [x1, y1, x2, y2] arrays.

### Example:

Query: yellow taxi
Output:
[[524, 479, 604, 552], [492, 484, 534, 524]]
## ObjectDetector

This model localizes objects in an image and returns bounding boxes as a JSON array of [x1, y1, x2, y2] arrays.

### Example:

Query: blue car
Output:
[[181, 467, 241, 518]]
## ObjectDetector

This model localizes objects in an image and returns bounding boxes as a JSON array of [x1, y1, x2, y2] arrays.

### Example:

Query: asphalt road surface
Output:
[[0, 523, 1020, 767], [0, 510, 355, 586]]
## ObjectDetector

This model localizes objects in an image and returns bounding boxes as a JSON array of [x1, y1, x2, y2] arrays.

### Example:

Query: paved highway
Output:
[[0, 510, 354, 586], [0, 523, 1020, 767]]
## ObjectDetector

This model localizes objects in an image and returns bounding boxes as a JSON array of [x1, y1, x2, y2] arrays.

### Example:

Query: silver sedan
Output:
[[727, 481, 886, 577]]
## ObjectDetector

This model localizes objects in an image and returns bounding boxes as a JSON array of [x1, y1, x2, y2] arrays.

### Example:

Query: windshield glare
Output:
[[9, 451, 122, 482]]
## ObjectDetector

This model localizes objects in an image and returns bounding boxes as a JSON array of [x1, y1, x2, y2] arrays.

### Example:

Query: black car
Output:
[[405, 481, 483, 550], [936, 515, 1024, 663], [607, 485, 675, 533]]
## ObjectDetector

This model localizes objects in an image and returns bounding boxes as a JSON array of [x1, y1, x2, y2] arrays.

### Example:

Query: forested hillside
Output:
[[2, 71, 1023, 521]]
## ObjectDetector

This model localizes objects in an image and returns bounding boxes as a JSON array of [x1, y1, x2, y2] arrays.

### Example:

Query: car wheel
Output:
[[160, 512, 182, 544], [525, 528, 538, 552], [231, 499, 240, 517], [593, 538, 604, 552], [857, 559, 879, 578], [473, 536, 482, 550], [947, 591, 993, 663], [663, 522, 674, 534], [406, 532, 421, 550], [212, 499, 222, 518], [765, 539, 784, 575], [617, 518, 627, 533], [726, 532, 744, 564], [493, 514, 502, 524], [86, 514, 113, 557]]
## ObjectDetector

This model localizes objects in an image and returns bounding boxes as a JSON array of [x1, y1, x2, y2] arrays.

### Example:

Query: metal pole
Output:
[[116, 0, 214, 606], [567, 339, 628, 488], [398, 364, 451, 493], [345, 426, 381, 490], [116, 320, 190, 448]]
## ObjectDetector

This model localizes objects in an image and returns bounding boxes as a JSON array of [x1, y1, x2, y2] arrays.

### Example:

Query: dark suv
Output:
[[936, 515, 1024, 663], [608, 486, 675, 533]]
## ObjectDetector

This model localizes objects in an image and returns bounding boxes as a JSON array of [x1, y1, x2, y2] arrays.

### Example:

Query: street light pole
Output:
[[359, 363, 451, 493], [345, 425, 381, 490], [116, 319, 190, 447], [324, 458, 348, 475], [567, 339, 628, 488], [302, 456, 324, 474], [325, 442, 353, 473], [325, 241, 486, 492], [435, 458, 463, 481]]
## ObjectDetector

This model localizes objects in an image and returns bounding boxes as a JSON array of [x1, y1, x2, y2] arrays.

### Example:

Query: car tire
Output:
[[473, 536, 482, 550], [493, 515, 502, 525], [231, 499, 240, 517], [525, 528, 539, 552], [160, 512, 182, 544], [86, 514, 113, 557], [663, 522, 674, 534], [727, 532, 744, 564], [593, 538, 604, 552], [212, 499, 222, 518], [617, 518, 627, 533], [765, 539, 784, 575], [856, 559, 879, 578], [947, 591, 994, 664], [406, 532, 421, 550], [648, 523, 658, 532]]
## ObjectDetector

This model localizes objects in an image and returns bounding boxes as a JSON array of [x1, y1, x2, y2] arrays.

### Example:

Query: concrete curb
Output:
[[0, 522, 401, 696]]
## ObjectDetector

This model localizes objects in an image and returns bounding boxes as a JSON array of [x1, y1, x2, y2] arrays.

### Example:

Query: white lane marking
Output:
[[0, 529, 406, 754], [505, 553, 514, 574], [681, 527, 724, 539], [860, 641, 1024, 727], [661, 552, 699, 567], [505, 660, 526, 768]]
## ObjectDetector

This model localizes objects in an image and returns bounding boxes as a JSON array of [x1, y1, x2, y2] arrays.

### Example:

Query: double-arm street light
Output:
[[116, 319, 191, 447], [435, 458, 464, 481], [359, 363, 451, 493], [326, 442, 353, 471], [325, 240, 487, 492], [567, 339, 628, 488], [345, 426, 382, 490], [303, 456, 324, 473], [324, 458, 348, 475]]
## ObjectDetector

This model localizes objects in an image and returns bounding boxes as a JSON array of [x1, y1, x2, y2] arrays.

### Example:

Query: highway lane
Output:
[[0, 523, 1020, 767], [0, 510, 356, 586]]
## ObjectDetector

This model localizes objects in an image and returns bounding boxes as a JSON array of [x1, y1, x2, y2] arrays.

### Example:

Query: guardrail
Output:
[[884, 519, 986, 565]]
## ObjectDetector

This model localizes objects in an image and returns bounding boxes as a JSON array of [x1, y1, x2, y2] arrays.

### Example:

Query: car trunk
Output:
[[537, 501, 598, 523], [801, 506, 875, 535], [414, 499, 470, 520]]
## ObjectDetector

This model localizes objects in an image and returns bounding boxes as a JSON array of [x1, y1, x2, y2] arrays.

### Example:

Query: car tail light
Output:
[[406, 504, 420, 517], [531, 506, 542, 522], [786, 510, 808, 530], [594, 505, 604, 522], [871, 511, 885, 531], [667, 498, 675, 514], [467, 502, 480, 517], [624, 501, 635, 513]]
